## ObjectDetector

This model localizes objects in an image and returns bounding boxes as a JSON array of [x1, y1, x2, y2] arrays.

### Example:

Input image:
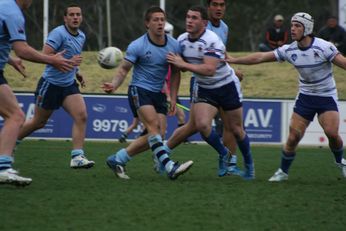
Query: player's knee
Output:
[[324, 128, 338, 140], [11, 108, 25, 125], [195, 121, 210, 134], [75, 111, 88, 123]]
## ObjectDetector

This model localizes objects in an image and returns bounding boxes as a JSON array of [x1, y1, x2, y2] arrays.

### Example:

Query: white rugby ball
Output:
[[97, 46, 123, 69]]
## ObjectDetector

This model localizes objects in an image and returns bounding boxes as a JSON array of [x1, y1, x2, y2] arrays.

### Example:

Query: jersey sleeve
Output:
[[5, 15, 26, 42], [322, 41, 339, 61], [124, 41, 138, 64], [45, 28, 63, 51], [205, 35, 224, 59], [274, 44, 289, 62]]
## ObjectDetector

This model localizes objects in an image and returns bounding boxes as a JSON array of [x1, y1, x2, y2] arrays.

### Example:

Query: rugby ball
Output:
[[97, 46, 123, 69]]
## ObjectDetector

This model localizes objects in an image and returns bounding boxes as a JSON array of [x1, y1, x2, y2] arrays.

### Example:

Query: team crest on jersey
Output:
[[314, 51, 320, 59], [18, 28, 24, 34], [144, 51, 152, 60], [291, 54, 298, 61], [198, 45, 203, 52]]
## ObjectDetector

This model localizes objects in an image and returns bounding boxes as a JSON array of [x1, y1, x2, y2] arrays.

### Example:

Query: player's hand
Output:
[[71, 54, 83, 66], [8, 57, 27, 78], [235, 69, 244, 81], [51, 50, 75, 72], [76, 72, 86, 88], [225, 55, 236, 64], [168, 100, 177, 116], [167, 52, 185, 69], [101, 82, 115, 94]]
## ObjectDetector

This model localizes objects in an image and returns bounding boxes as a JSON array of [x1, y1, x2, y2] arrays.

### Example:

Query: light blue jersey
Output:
[[125, 33, 180, 92], [42, 25, 85, 87], [207, 20, 228, 46], [0, 0, 26, 70]]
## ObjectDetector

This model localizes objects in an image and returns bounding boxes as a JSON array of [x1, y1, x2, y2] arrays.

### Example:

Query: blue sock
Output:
[[280, 150, 296, 174], [0, 155, 13, 170], [148, 134, 174, 172], [114, 148, 132, 164], [237, 134, 253, 166], [202, 129, 228, 157], [332, 148, 343, 163], [71, 149, 84, 158]]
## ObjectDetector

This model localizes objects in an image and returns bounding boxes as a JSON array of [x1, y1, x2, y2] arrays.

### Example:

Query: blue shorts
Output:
[[128, 85, 168, 115], [0, 70, 8, 85], [294, 93, 339, 121], [192, 81, 242, 111], [35, 77, 80, 110]]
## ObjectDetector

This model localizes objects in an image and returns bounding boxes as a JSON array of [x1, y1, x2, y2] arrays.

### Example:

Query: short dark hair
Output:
[[189, 5, 208, 20], [144, 6, 165, 22], [64, 4, 81, 16], [207, 0, 226, 6]]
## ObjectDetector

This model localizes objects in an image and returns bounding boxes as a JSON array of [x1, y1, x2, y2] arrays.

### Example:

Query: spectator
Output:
[[259, 14, 289, 51], [318, 16, 346, 55]]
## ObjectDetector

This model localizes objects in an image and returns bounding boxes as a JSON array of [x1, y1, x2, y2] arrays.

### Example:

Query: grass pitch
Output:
[[1, 140, 345, 231]]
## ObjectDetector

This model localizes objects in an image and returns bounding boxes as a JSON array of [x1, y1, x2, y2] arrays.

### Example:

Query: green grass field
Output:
[[1, 140, 345, 231]]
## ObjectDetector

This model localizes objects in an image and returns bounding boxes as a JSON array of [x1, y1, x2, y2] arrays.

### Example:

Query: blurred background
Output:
[[25, 0, 340, 52]]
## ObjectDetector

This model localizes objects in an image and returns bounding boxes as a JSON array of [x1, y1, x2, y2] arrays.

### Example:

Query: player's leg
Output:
[[62, 88, 94, 169], [17, 105, 53, 140], [220, 108, 241, 175], [269, 112, 309, 182], [193, 101, 231, 176], [223, 107, 254, 179], [166, 103, 198, 150], [119, 117, 139, 143], [0, 81, 31, 186], [18, 77, 56, 141], [107, 87, 192, 179], [318, 110, 346, 177]]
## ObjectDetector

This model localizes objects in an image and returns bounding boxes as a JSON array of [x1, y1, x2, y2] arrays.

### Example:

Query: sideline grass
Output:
[[1, 140, 345, 231], [4, 51, 346, 99]]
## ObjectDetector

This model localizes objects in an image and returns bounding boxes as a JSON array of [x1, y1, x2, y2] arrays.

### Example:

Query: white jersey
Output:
[[177, 29, 235, 89], [274, 37, 339, 97]]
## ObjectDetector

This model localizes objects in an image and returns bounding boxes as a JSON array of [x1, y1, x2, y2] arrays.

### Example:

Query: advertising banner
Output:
[[1, 94, 282, 144]]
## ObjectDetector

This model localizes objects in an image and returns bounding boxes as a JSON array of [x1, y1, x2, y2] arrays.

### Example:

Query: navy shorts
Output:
[[294, 93, 339, 121], [0, 70, 8, 85], [128, 85, 168, 116], [35, 77, 80, 110], [192, 81, 242, 111]]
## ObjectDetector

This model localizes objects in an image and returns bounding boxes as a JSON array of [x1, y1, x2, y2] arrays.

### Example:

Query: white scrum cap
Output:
[[291, 12, 314, 36]]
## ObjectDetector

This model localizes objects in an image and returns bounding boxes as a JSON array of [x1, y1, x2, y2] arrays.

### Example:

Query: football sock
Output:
[[163, 141, 172, 155], [0, 155, 13, 171], [115, 148, 131, 164], [148, 134, 174, 172], [280, 150, 296, 174], [202, 128, 228, 157], [237, 134, 253, 166], [230, 155, 237, 166], [332, 148, 343, 163], [71, 149, 84, 158]]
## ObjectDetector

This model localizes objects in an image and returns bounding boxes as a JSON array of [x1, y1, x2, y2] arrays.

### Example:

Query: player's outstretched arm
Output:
[[227, 51, 276, 65], [332, 53, 346, 70], [101, 59, 132, 94], [11, 41, 74, 72]]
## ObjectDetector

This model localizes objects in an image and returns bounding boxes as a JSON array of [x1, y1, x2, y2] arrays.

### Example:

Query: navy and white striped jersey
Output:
[[178, 29, 235, 89], [274, 37, 339, 97]]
